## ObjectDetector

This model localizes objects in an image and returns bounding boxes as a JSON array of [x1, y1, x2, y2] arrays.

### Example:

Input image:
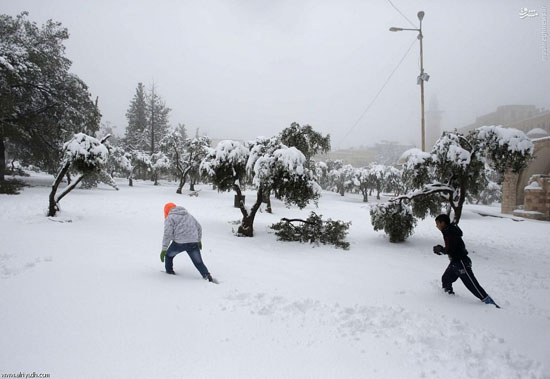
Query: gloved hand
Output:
[[433, 245, 444, 255], [160, 250, 166, 262], [198, 241, 203, 250]]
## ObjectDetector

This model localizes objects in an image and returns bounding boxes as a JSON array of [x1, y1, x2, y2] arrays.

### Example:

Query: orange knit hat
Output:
[[164, 202, 177, 219]]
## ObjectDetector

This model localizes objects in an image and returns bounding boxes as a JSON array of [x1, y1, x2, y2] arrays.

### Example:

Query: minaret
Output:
[[426, 95, 443, 150]]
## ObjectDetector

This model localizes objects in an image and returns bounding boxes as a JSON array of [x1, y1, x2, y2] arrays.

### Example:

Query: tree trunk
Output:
[[362, 191, 368, 202], [128, 166, 135, 187], [189, 179, 195, 192], [453, 184, 467, 224], [237, 214, 255, 237], [55, 174, 85, 204], [0, 125, 5, 183], [48, 160, 71, 217], [237, 188, 263, 237], [339, 185, 345, 196], [176, 176, 184, 194], [263, 189, 272, 213]]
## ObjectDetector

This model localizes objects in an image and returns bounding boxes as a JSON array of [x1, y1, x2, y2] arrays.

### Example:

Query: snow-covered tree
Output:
[[468, 164, 501, 205], [104, 145, 130, 178], [0, 12, 101, 185], [123, 82, 171, 155], [124, 83, 148, 150], [384, 166, 403, 196], [371, 126, 533, 242], [183, 136, 211, 191], [241, 144, 320, 236], [144, 83, 171, 155], [246, 136, 281, 212], [48, 133, 109, 217], [367, 164, 386, 200], [150, 151, 170, 186], [279, 122, 330, 168], [330, 164, 355, 196], [314, 161, 330, 190], [126, 150, 151, 186], [352, 167, 370, 202], [200, 139, 249, 205], [159, 130, 187, 191]]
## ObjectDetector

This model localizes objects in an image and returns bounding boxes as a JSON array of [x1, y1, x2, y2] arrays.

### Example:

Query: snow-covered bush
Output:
[[370, 202, 416, 243], [270, 212, 351, 250]]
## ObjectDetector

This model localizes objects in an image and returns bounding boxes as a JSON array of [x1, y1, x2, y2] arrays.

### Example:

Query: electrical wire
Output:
[[386, 0, 418, 28], [338, 37, 418, 147]]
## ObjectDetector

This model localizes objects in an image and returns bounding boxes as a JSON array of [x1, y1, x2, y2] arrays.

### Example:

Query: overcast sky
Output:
[[2, 0, 549, 148]]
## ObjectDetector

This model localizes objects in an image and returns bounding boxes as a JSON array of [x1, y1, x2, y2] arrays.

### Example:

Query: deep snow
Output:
[[1, 174, 549, 379]]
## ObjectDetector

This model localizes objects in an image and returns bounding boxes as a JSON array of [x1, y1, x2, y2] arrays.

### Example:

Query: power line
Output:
[[386, 0, 417, 28], [338, 37, 417, 147]]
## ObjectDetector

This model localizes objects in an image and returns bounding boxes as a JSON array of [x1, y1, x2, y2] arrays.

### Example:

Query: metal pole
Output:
[[419, 20, 426, 151]]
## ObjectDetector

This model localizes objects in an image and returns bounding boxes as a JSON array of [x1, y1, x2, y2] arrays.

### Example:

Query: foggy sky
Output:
[[2, 0, 549, 149]]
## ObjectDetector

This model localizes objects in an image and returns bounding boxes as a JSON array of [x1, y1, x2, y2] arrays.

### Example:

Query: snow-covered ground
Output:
[[1, 174, 549, 379]]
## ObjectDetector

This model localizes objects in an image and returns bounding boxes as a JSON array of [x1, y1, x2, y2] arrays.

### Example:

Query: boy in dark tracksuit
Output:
[[433, 214, 499, 308]]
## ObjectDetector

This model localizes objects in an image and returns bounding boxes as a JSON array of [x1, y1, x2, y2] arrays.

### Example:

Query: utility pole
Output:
[[418, 12, 425, 152], [390, 11, 429, 151]]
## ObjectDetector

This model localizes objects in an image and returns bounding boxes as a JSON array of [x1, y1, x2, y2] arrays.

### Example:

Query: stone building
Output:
[[459, 105, 545, 135]]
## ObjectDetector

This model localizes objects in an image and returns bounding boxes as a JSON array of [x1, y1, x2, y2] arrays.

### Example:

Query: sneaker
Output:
[[482, 296, 501, 308], [444, 288, 455, 295], [166, 270, 176, 275], [204, 274, 219, 284]]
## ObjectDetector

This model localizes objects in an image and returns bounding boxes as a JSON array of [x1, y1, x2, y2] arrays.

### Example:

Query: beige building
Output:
[[315, 148, 375, 167], [459, 105, 550, 136]]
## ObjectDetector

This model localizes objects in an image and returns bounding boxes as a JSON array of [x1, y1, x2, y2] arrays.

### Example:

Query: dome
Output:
[[526, 128, 549, 139]]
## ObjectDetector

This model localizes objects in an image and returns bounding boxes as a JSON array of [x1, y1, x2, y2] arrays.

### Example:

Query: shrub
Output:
[[370, 202, 416, 242]]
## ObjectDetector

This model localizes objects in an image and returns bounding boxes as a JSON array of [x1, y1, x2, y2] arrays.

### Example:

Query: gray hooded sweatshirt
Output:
[[162, 206, 202, 250]]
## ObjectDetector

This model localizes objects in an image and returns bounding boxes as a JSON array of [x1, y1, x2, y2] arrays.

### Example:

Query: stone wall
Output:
[[513, 175, 550, 220], [502, 172, 519, 214], [502, 138, 550, 220]]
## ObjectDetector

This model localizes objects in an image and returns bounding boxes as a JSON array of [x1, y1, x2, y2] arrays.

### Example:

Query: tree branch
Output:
[[390, 183, 454, 202]]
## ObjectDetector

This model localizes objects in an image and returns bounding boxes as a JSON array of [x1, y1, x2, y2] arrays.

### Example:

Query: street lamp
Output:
[[390, 11, 429, 151]]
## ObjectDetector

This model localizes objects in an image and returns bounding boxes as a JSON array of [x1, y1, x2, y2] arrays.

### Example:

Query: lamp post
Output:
[[390, 11, 429, 151]]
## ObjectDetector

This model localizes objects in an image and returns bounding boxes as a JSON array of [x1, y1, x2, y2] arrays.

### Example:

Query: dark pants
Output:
[[442, 257, 488, 300], [165, 242, 210, 278]]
